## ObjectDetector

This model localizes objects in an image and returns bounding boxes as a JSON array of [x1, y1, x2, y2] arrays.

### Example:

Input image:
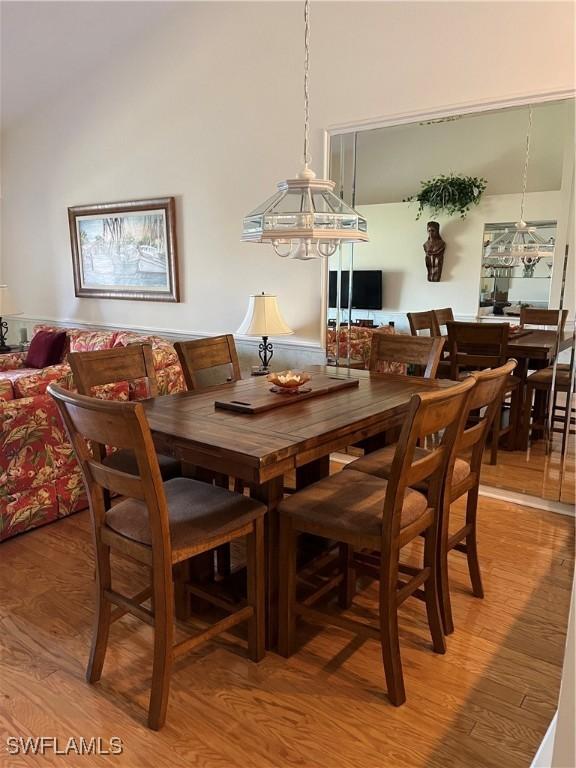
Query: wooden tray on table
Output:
[[214, 374, 359, 414]]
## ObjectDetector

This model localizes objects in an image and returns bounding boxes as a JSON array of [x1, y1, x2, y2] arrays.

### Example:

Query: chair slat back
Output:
[[48, 384, 170, 550], [520, 308, 568, 334], [175, 335, 241, 391], [446, 321, 509, 379], [69, 344, 158, 398], [407, 311, 440, 337], [456, 360, 517, 468], [382, 377, 475, 543], [433, 307, 454, 333], [369, 332, 445, 378]]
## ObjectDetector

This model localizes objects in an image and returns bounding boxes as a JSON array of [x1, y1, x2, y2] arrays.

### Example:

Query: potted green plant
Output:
[[405, 173, 487, 219]]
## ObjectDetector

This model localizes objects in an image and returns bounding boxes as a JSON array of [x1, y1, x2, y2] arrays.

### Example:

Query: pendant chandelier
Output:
[[485, 106, 554, 262], [241, 0, 368, 260]]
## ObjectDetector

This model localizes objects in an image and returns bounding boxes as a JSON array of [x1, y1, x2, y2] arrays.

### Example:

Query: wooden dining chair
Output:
[[369, 332, 445, 379], [446, 321, 520, 463], [519, 307, 568, 335], [68, 344, 181, 482], [407, 310, 440, 337], [345, 360, 516, 634], [521, 364, 575, 449], [174, 335, 241, 391], [174, 334, 243, 576], [433, 307, 454, 334], [278, 377, 475, 706], [48, 383, 266, 730]]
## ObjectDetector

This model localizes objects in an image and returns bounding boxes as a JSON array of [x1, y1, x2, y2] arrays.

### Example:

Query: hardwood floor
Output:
[[0, 494, 573, 767]]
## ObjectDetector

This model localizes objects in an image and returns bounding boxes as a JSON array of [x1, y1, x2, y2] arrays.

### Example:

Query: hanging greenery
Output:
[[405, 173, 487, 219]]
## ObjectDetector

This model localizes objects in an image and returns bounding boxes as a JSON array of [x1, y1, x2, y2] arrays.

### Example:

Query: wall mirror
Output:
[[327, 96, 575, 507]]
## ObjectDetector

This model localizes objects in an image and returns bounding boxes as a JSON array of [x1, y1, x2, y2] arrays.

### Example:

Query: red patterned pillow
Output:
[[25, 330, 67, 368]]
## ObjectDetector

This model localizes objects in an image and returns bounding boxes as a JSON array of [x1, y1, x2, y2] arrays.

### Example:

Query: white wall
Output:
[[327, 192, 562, 328], [1, 1, 575, 350]]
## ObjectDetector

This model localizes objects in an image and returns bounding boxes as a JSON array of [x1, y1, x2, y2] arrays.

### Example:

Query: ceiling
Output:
[[1, 1, 177, 126], [331, 100, 574, 205]]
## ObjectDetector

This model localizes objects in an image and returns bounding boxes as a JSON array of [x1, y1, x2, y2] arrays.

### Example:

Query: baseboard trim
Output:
[[478, 485, 575, 516]]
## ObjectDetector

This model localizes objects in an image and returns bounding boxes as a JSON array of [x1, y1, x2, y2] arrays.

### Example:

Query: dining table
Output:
[[143, 365, 456, 647]]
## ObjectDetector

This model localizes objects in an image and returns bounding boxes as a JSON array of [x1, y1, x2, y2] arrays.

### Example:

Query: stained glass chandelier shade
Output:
[[241, 0, 368, 260]]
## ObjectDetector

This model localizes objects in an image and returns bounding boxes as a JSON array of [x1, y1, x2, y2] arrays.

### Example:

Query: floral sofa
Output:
[[0, 325, 186, 542]]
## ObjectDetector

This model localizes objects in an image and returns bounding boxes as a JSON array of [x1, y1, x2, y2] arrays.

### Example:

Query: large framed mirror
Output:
[[326, 96, 575, 508]]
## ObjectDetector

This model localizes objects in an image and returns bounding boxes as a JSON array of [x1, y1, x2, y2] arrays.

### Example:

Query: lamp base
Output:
[[251, 365, 270, 377]]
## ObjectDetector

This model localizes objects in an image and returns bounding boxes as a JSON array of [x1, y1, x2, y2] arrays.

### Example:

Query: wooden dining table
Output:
[[143, 365, 456, 647]]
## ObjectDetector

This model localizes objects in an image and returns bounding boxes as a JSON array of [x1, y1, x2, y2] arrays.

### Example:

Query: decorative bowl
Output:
[[267, 370, 311, 390]]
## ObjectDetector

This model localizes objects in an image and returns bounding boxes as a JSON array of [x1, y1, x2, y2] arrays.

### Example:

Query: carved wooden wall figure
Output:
[[423, 221, 446, 282]]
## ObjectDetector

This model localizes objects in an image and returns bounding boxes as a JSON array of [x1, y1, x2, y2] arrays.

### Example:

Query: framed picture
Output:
[[68, 197, 179, 302]]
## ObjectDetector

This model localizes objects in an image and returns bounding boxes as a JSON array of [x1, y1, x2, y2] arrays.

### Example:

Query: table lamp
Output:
[[236, 293, 294, 374], [0, 285, 19, 353]]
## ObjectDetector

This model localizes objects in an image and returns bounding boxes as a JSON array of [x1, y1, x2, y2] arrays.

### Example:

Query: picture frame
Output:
[[68, 197, 179, 302]]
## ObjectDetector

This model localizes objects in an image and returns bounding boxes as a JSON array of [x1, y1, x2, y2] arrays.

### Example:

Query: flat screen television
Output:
[[328, 270, 383, 310]]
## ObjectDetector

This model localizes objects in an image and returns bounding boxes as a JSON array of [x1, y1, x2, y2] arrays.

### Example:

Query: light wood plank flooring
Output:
[[0, 495, 573, 767]]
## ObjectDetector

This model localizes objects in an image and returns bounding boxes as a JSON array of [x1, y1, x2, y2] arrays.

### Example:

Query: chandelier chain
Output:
[[303, 0, 311, 167], [519, 105, 532, 223]]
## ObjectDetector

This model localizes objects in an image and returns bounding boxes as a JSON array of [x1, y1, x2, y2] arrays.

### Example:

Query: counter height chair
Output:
[[48, 384, 266, 730], [346, 360, 516, 634], [407, 310, 440, 338], [68, 345, 181, 483], [446, 321, 520, 463], [519, 308, 568, 336], [174, 334, 241, 391], [278, 377, 475, 706], [433, 307, 455, 335], [174, 334, 244, 577], [369, 332, 445, 379]]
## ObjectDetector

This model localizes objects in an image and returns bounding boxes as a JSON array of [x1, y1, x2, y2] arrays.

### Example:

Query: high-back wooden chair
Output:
[[446, 321, 519, 463], [174, 335, 241, 391], [48, 384, 266, 730], [369, 332, 445, 379], [344, 360, 516, 635], [68, 345, 181, 483], [520, 307, 568, 335], [278, 376, 475, 706], [407, 310, 440, 337], [433, 307, 454, 334]]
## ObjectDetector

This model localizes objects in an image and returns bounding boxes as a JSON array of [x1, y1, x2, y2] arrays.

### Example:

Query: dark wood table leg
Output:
[[510, 358, 529, 450], [251, 475, 284, 650], [295, 455, 330, 489]]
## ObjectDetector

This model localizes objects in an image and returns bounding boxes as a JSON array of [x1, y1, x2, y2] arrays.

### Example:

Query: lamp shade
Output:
[[236, 293, 294, 337], [0, 285, 18, 316]]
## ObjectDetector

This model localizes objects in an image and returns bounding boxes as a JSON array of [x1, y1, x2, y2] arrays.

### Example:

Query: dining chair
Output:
[[407, 310, 440, 337], [174, 334, 241, 391], [519, 308, 568, 335], [345, 360, 516, 634], [521, 363, 575, 449], [174, 334, 243, 576], [446, 321, 520, 463], [48, 384, 266, 730], [369, 331, 445, 379], [278, 376, 475, 706], [68, 344, 181, 482], [433, 307, 455, 334]]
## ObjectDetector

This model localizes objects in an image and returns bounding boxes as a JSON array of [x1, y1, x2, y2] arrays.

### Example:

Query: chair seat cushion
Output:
[[279, 469, 428, 542], [105, 477, 265, 552], [528, 367, 571, 387], [346, 444, 471, 487], [104, 449, 181, 481]]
